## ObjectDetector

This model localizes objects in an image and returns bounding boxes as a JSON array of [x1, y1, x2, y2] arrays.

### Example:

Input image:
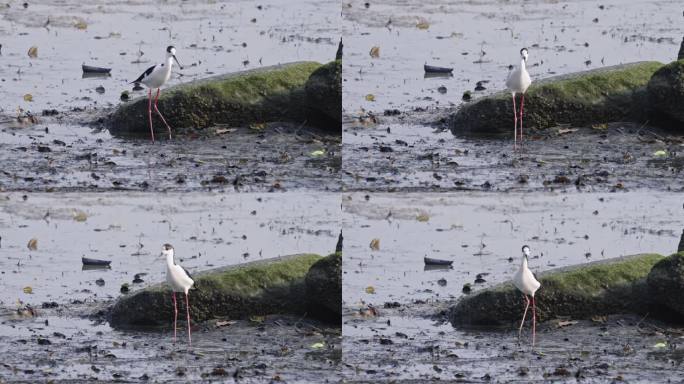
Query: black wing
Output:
[[182, 266, 194, 281], [130, 64, 156, 83]]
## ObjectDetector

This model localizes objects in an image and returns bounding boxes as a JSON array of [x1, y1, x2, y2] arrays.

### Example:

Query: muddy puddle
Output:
[[0, 191, 341, 381], [342, 0, 683, 193], [341, 191, 683, 382]]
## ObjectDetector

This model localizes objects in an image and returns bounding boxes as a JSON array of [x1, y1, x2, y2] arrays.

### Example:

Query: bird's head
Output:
[[522, 245, 531, 258], [520, 47, 529, 62], [166, 45, 183, 69], [161, 243, 174, 258]]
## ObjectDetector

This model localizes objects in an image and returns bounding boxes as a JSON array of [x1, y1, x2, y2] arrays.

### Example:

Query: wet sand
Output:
[[0, 191, 341, 382], [341, 191, 684, 382]]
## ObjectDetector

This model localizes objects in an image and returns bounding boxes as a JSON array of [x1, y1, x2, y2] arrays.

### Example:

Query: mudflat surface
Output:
[[0, 120, 341, 192], [343, 119, 684, 192], [341, 0, 684, 193], [0, 0, 341, 193], [0, 192, 341, 382], [341, 191, 684, 382]]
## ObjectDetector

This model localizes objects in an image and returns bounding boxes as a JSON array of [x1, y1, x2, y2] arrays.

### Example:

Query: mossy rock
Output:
[[108, 62, 329, 137], [647, 60, 684, 128], [449, 253, 665, 327], [647, 252, 684, 316], [449, 62, 664, 135], [305, 60, 341, 131], [108, 254, 325, 328], [306, 252, 342, 322], [679, 230, 684, 253]]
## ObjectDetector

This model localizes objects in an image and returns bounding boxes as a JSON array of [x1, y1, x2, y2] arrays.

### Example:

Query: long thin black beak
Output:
[[173, 55, 183, 70]]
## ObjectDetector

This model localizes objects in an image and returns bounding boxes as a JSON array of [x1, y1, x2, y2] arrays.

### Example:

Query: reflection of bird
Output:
[[512, 245, 541, 346], [131, 46, 183, 142], [162, 244, 194, 344], [506, 48, 532, 150]]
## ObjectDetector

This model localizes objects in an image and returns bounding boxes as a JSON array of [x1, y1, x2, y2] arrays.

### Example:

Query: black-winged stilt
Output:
[[131, 46, 183, 142], [512, 245, 541, 346], [161, 243, 194, 345], [505, 48, 532, 150]]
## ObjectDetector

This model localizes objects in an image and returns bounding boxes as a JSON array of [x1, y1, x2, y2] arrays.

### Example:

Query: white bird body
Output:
[[506, 56, 532, 95], [161, 244, 194, 344], [165, 252, 194, 294], [513, 245, 541, 346], [132, 48, 179, 89], [513, 256, 540, 296], [139, 57, 174, 89]]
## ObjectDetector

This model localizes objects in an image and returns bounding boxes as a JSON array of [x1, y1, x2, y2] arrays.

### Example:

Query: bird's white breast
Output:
[[506, 66, 532, 94], [166, 263, 194, 293], [513, 266, 541, 296]]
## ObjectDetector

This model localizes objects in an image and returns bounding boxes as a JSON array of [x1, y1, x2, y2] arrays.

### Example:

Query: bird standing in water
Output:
[[161, 243, 194, 345], [506, 48, 532, 150], [512, 245, 541, 346], [131, 46, 183, 142]]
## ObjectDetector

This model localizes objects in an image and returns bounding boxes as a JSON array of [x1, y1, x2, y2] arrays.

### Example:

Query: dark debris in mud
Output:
[[342, 302, 684, 382], [1, 307, 341, 383], [343, 114, 684, 193], [0, 117, 341, 193]]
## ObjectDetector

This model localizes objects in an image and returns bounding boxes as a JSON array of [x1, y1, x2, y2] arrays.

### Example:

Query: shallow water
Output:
[[0, 191, 340, 304], [342, 0, 683, 113], [0, 191, 341, 381], [342, 191, 683, 304], [341, 191, 684, 382], [0, 0, 339, 112]]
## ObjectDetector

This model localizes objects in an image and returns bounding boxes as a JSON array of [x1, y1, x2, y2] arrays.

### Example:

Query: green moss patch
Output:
[[108, 253, 331, 328], [450, 61, 664, 135], [108, 61, 331, 136], [449, 253, 665, 327]]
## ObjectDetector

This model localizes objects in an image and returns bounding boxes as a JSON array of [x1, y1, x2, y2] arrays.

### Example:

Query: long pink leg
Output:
[[153, 88, 172, 140], [148, 89, 155, 142], [185, 292, 192, 345], [512, 93, 518, 151], [172, 292, 178, 343], [518, 294, 530, 342], [519, 93, 525, 146], [532, 296, 537, 346]]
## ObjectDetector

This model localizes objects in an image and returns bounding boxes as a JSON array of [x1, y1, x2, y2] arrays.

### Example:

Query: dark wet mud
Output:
[[0, 192, 341, 382], [343, 304, 683, 383], [0, 119, 340, 192], [1, 308, 340, 383], [343, 117, 683, 192], [341, 192, 684, 382]]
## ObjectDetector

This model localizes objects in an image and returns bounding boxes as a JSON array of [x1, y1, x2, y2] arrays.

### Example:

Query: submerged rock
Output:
[[108, 253, 339, 328], [306, 252, 341, 321], [305, 60, 342, 131], [449, 62, 664, 135], [647, 252, 684, 317], [108, 61, 340, 137], [449, 254, 664, 327], [647, 60, 684, 128]]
